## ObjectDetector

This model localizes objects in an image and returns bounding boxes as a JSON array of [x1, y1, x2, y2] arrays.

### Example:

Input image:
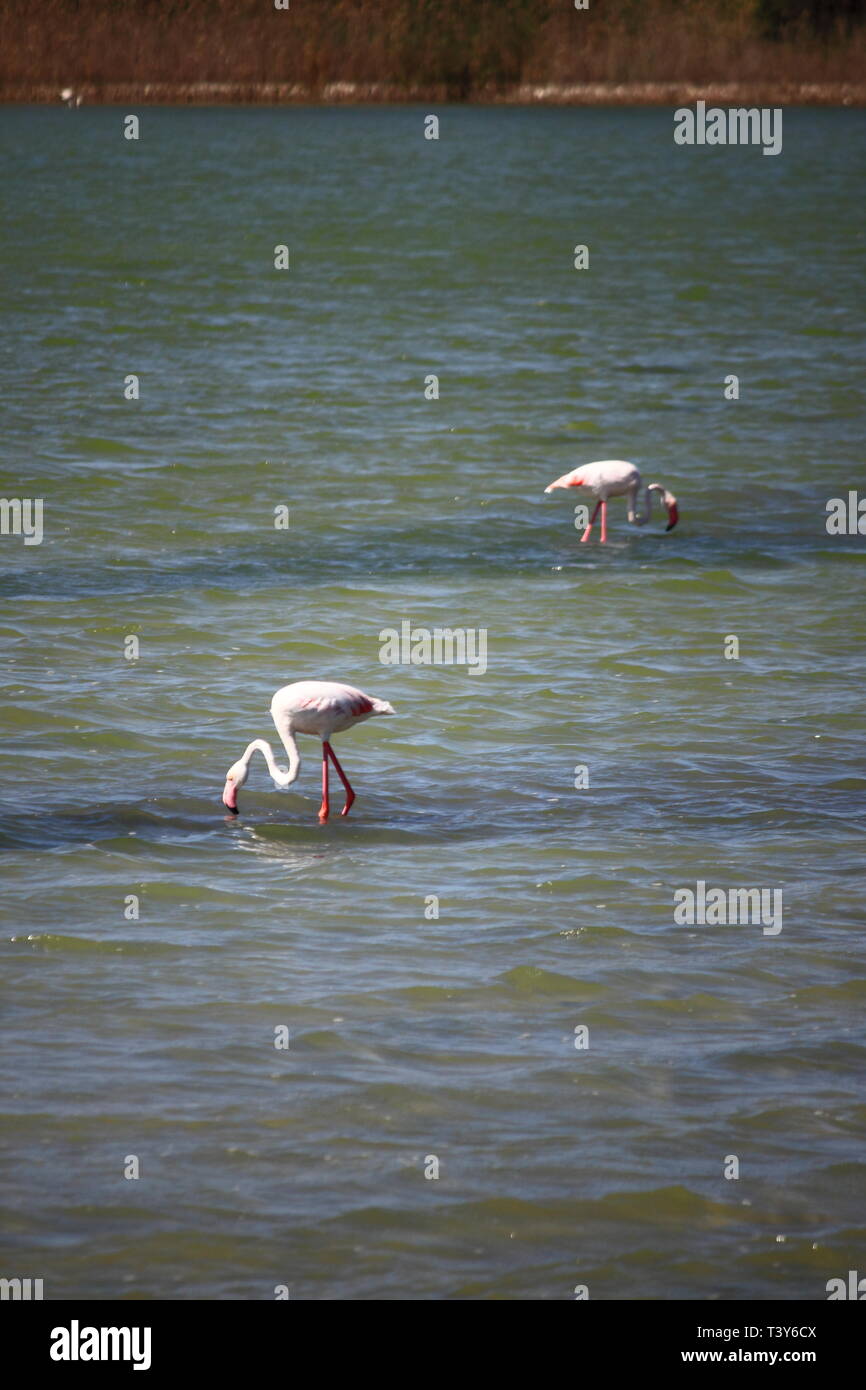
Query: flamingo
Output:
[[222, 680, 395, 822], [545, 460, 678, 543]]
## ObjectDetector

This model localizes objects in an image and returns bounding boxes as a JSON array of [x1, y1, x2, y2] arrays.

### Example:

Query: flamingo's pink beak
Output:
[[222, 780, 239, 814], [666, 501, 679, 531]]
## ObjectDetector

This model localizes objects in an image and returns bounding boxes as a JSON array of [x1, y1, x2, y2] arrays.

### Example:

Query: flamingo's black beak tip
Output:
[[223, 801, 239, 815]]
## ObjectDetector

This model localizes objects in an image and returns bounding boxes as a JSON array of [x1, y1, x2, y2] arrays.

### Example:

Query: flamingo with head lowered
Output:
[[222, 680, 395, 822], [545, 460, 678, 543]]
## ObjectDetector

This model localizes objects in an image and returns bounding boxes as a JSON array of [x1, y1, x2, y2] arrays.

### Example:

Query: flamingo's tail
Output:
[[544, 468, 583, 493], [372, 699, 396, 716]]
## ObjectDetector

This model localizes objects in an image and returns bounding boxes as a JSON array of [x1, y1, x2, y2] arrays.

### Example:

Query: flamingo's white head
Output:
[[649, 485, 679, 531], [222, 759, 248, 814]]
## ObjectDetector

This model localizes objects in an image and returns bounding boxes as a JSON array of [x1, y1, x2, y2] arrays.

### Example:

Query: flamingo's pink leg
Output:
[[325, 741, 355, 817], [318, 746, 330, 822], [600, 499, 608, 544], [581, 499, 602, 543]]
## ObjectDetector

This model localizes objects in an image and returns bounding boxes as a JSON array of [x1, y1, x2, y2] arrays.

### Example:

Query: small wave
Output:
[[6, 933, 184, 956]]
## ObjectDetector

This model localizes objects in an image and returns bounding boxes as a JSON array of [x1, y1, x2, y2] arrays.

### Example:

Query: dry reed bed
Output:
[[2, 0, 864, 101]]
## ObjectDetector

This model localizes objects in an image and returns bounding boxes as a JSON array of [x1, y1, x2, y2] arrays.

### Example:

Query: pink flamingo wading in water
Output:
[[222, 680, 395, 822], [545, 459, 679, 543]]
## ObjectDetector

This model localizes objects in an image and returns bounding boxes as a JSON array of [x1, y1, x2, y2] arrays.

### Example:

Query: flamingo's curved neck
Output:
[[271, 712, 304, 785], [242, 737, 299, 788], [628, 481, 662, 527]]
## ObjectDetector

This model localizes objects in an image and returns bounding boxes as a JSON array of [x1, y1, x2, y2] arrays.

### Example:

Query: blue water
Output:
[[1, 106, 864, 1300]]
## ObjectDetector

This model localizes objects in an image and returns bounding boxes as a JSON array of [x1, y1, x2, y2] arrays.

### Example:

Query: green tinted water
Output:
[[1, 106, 864, 1299]]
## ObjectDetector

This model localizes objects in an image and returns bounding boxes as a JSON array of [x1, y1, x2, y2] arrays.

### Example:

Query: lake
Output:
[[1, 105, 864, 1299]]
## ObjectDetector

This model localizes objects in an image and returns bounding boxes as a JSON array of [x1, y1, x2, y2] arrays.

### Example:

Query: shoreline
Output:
[[5, 80, 866, 107]]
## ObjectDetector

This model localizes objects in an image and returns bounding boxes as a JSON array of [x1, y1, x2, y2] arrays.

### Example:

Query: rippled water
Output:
[[1, 106, 864, 1300]]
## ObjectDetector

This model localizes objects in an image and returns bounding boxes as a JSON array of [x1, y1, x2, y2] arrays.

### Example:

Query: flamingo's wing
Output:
[[306, 688, 374, 718], [272, 681, 393, 731]]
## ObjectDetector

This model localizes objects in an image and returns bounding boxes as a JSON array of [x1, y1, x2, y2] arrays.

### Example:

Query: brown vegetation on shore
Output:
[[2, 0, 865, 103]]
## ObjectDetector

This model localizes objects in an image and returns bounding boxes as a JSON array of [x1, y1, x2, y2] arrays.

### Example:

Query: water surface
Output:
[[1, 106, 864, 1300]]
